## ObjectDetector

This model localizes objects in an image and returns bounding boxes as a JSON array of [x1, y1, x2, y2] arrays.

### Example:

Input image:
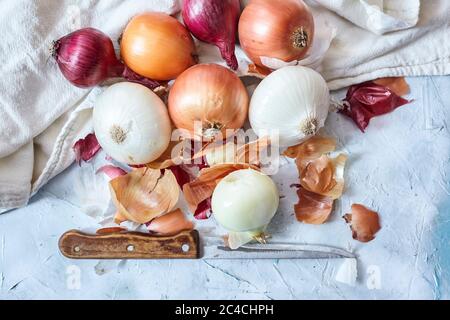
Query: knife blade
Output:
[[58, 229, 355, 260], [202, 243, 355, 260]]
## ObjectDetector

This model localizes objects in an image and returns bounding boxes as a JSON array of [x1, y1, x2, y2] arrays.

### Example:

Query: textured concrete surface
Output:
[[0, 76, 449, 300]]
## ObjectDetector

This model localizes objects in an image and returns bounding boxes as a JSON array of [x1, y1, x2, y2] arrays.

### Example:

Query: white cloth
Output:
[[0, 0, 180, 212], [0, 0, 449, 212], [310, 0, 450, 89]]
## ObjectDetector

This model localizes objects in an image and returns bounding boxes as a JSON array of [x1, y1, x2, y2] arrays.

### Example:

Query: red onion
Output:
[[52, 28, 160, 89], [182, 0, 240, 70]]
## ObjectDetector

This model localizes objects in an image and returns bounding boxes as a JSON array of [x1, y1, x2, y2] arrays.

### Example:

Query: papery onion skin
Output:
[[111, 168, 180, 224], [295, 186, 334, 225], [374, 77, 410, 97], [239, 0, 314, 67], [344, 204, 381, 243], [73, 133, 101, 165], [53, 28, 123, 88], [93, 82, 172, 165], [182, 0, 240, 70], [340, 81, 410, 132], [212, 169, 279, 233], [168, 64, 249, 141], [121, 13, 197, 81], [249, 66, 330, 147], [147, 209, 194, 236]]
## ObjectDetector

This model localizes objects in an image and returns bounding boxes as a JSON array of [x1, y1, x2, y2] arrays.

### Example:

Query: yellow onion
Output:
[[238, 0, 315, 67], [121, 12, 197, 81], [168, 64, 249, 141]]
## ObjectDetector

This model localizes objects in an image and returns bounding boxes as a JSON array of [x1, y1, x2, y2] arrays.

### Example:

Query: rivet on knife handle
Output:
[[58, 230, 201, 260]]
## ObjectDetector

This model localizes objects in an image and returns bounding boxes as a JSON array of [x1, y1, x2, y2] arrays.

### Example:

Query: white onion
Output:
[[93, 82, 172, 165], [212, 169, 279, 235], [249, 66, 330, 147]]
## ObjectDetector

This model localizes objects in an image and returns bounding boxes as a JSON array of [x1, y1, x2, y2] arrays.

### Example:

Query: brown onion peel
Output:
[[145, 140, 186, 170], [299, 154, 347, 200], [145, 139, 211, 171], [294, 187, 334, 224], [284, 135, 336, 162], [374, 77, 410, 97], [168, 64, 249, 141], [203, 136, 271, 166], [343, 204, 381, 243], [110, 168, 180, 224], [146, 208, 194, 236], [239, 0, 315, 67], [288, 135, 347, 224]]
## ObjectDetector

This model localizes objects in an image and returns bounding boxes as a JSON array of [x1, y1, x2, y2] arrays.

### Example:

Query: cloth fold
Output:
[[1, 0, 449, 212]]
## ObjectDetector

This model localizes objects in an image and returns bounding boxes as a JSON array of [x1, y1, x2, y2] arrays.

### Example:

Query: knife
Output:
[[59, 229, 355, 260]]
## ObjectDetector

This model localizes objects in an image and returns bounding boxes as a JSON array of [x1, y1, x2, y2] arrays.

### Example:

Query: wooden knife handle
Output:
[[59, 230, 200, 260]]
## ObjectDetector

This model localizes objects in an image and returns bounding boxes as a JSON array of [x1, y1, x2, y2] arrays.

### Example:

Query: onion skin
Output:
[[53, 28, 123, 88], [168, 64, 249, 141], [121, 13, 197, 81], [182, 0, 241, 70], [238, 0, 315, 67]]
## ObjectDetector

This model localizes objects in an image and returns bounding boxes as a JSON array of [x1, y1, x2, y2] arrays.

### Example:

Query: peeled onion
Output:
[[121, 13, 197, 81], [239, 0, 314, 67], [249, 66, 330, 147], [168, 64, 249, 141], [93, 82, 172, 165], [212, 169, 279, 238]]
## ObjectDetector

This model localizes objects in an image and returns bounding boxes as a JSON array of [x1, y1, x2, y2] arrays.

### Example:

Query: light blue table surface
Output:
[[0, 76, 449, 300]]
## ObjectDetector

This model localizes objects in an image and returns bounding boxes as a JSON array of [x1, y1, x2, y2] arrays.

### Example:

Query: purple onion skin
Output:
[[53, 28, 161, 90], [53, 28, 123, 88], [183, 0, 240, 70]]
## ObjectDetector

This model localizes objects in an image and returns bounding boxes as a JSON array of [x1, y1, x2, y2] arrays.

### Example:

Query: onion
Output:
[[93, 82, 172, 165], [168, 64, 249, 141], [212, 169, 279, 248], [52, 28, 160, 89], [238, 0, 314, 67], [249, 66, 330, 147], [182, 0, 241, 70], [121, 12, 197, 81]]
